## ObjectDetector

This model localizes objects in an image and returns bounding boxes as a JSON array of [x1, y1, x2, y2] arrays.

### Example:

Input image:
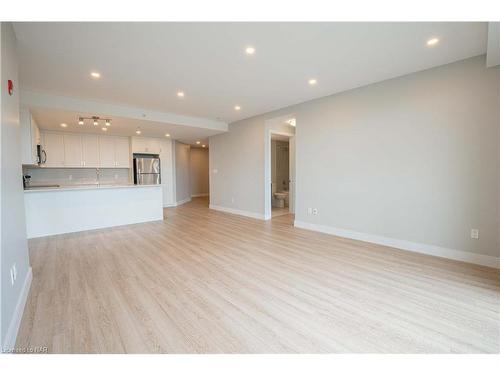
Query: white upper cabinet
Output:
[[98, 136, 130, 168], [132, 136, 161, 154], [114, 137, 130, 168], [82, 135, 100, 168], [131, 137, 147, 154], [98, 136, 116, 168], [42, 132, 65, 167], [20, 110, 41, 165], [63, 134, 83, 167], [40, 131, 131, 169], [147, 138, 161, 154]]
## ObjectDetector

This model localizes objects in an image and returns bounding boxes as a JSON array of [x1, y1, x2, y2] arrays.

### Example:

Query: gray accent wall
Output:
[[209, 55, 499, 258], [174, 141, 191, 204], [190, 148, 209, 196], [210, 116, 266, 214], [1, 22, 31, 348]]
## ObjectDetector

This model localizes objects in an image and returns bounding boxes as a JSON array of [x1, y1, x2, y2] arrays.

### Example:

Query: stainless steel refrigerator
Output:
[[133, 154, 161, 185]]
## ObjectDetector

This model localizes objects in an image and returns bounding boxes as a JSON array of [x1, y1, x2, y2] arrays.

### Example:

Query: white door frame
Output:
[[264, 127, 295, 220]]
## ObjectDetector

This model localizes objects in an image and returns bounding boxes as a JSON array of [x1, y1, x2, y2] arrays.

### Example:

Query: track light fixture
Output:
[[78, 116, 112, 127]]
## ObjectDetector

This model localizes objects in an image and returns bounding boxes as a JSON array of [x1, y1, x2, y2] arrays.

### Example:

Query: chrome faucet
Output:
[[23, 174, 31, 189], [96, 168, 100, 186]]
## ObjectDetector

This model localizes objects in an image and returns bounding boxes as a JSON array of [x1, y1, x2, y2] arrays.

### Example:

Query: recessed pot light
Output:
[[308, 78, 317, 85], [202, 145, 206, 148], [165, 133, 170, 137], [60, 123, 67, 128], [136, 129, 141, 135], [196, 141, 201, 144], [245, 46, 255, 55], [427, 38, 439, 46], [90, 71, 101, 79], [177, 91, 185, 98], [234, 105, 241, 111], [102, 127, 107, 131]]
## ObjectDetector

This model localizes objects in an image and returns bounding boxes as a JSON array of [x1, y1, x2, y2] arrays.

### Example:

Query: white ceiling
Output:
[[13, 22, 487, 124], [31, 107, 212, 147]]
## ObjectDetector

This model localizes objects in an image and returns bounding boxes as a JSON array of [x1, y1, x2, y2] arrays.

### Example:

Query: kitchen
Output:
[[19, 107, 206, 238]]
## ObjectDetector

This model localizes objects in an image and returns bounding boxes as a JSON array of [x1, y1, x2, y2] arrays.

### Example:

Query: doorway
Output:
[[264, 115, 296, 220], [271, 135, 291, 217]]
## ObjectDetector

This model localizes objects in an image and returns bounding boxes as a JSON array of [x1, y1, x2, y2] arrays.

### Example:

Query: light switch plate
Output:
[[470, 229, 479, 240]]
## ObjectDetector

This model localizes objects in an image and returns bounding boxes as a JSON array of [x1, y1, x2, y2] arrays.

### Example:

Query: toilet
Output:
[[273, 191, 289, 208]]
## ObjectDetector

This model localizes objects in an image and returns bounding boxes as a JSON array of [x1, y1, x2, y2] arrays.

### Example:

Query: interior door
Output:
[[289, 136, 295, 214]]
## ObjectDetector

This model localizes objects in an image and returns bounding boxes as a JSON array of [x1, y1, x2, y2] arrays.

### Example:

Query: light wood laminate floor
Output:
[[271, 206, 290, 217], [16, 198, 500, 353]]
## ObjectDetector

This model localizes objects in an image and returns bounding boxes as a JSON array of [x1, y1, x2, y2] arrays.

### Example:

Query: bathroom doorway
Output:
[[271, 134, 291, 217], [264, 115, 296, 220]]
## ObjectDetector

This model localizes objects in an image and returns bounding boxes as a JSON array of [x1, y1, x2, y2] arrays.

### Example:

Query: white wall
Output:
[[190, 148, 209, 197], [174, 141, 191, 204], [209, 55, 499, 264], [1, 22, 32, 350]]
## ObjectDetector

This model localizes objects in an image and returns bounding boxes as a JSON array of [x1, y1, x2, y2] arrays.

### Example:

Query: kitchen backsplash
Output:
[[24, 167, 131, 186]]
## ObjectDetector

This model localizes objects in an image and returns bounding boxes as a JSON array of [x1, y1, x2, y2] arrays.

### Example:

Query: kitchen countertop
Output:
[[24, 183, 162, 193]]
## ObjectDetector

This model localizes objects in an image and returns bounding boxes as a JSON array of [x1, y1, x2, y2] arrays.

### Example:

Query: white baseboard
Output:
[[294, 221, 500, 269], [209, 204, 266, 220], [191, 193, 209, 198], [3, 267, 33, 351], [174, 197, 192, 206]]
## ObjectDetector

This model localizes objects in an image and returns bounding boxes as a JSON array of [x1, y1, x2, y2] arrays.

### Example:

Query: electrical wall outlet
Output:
[[307, 207, 313, 214], [470, 229, 479, 240]]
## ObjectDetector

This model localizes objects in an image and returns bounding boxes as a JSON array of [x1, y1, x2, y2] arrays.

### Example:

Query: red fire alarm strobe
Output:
[[8, 79, 14, 96]]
